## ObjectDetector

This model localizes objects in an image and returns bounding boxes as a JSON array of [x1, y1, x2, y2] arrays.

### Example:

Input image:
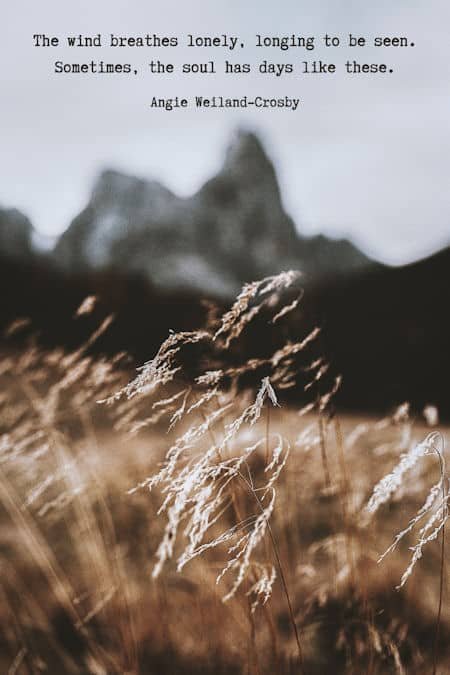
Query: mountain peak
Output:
[[91, 169, 175, 208], [224, 130, 272, 173], [52, 129, 370, 295]]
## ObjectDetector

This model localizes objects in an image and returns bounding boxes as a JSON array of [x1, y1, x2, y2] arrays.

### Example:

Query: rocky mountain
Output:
[[54, 131, 371, 296], [0, 207, 33, 260]]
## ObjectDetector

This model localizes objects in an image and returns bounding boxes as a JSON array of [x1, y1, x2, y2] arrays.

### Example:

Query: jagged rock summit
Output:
[[53, 130, 370, 296]]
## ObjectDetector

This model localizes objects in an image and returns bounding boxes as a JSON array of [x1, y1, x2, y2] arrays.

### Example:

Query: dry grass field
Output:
[[0, 274, 448, 674]]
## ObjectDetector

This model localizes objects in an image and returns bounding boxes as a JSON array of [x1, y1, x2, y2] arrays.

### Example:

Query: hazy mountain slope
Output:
[[53, 131, 370, 295], [0, 207, 33, 260]]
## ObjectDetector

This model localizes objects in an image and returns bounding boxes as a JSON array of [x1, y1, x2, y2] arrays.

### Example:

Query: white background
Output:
[[1, 0, 449, 263]]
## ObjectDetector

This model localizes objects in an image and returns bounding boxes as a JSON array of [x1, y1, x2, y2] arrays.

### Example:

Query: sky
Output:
[[1, 0, 449, 264]]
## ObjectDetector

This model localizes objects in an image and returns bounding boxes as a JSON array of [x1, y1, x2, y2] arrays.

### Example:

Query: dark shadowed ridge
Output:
[[308, 245, 450, 414]]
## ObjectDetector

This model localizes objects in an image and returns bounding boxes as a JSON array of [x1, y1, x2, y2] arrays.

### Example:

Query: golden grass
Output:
[[0, 274, 448, 674]]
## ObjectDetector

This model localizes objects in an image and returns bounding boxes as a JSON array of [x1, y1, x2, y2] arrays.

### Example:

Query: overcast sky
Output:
[[1, 0, 449, 263]]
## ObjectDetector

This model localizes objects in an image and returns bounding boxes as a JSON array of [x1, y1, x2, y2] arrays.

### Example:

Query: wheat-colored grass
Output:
[[0, 273, 448, 674]]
